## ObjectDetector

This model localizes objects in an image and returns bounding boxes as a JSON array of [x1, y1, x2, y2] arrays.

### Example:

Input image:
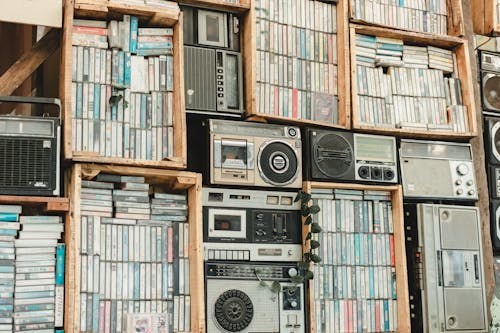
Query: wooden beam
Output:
[[0, 28, 59, 96]]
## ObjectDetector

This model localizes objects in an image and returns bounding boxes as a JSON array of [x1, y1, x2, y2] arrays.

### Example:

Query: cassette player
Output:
[[203, 187, 302, 262], [205, 261, 306, 333]]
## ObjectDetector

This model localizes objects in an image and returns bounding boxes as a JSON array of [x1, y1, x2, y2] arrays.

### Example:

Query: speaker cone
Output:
[[214, 289, 254, 332], [483, 74, 500, 111], [313, 133, 353, 178], [258, 141, 298, 186]]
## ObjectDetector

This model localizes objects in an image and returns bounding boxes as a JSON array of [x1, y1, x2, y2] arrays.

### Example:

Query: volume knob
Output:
[[456, 164, 469, 176], [288, 268, 298, 277], [290, 301, 298, 308]]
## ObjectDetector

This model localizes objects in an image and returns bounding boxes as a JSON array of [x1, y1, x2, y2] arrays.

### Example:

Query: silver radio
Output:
[[415, 204, 488, 333], [203, 187, 302, 262], [205, 262, 306, 333], [209, 119, 302, 188], [399, 140, 477, 200]]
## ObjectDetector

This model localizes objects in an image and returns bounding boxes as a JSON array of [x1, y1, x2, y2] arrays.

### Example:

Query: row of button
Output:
[[206, 249, 250, 261]]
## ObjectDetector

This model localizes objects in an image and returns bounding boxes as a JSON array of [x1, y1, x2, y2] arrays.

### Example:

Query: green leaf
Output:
[[301, 206, 310, 217], [310, 240, 320, 249], [305, 232, 312, 240], [297, 261, 309, 270], [303, 252, 311, 262], [271, 281, 281, 293], [303, 193, 311, 202], [259, 281, 268, 287], [310, 254, 322, 263], [291, 275, 305, 284], [304, 216, 312, 225], [304, 270, 314, 280], [311, 223, 322, 233], [123, 100, 129, 108], [294, 191, 302, 202], [309, 205, 320, 215]]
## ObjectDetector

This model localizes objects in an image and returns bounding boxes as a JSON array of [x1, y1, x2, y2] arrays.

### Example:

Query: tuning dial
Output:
[[455, 179, 462, 186], [467, 180, 474, 186], [456, 164, 469, 176], [288, 268, 298, 277], [456, 189, 463, 195]]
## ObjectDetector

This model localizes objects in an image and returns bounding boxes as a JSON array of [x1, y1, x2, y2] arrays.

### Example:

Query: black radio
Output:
[[182, 6, 244, 116]]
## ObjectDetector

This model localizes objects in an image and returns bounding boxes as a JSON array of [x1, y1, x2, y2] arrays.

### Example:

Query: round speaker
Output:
[[491, 122, 500, 162], [484, 74, 500, 110], [214, 289, 254, 332], [313, 133, 353, 178], [258, 141, 299, 186]]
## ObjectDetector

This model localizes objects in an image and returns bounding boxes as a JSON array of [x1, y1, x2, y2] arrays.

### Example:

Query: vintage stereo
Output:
[[399, 139, 477, 201], [203, 187, 302, 262], [484, 116, 500, 165], [209, 119, 302, 188], [405, 204, 488, 333], [0, 97, 61, 196], [182, 6, 243, 116], [304, 128, 398, 183], [480, 52, 500, 113], [205, 262, 306, 333]]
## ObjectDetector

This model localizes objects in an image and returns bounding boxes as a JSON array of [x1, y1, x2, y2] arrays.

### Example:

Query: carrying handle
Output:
[[0, 96, 62, 120]]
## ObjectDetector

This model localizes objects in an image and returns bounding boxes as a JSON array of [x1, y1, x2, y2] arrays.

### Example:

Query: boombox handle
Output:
[[0, 95, 62, 121]]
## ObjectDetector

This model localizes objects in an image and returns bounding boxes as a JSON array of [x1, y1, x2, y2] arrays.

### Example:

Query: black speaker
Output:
[[304, 128, 355, 181], [484, 116, 500, 165], [491, 200, 500, 252], [489, 165, 500, 200], [480, 52, 500, 113]]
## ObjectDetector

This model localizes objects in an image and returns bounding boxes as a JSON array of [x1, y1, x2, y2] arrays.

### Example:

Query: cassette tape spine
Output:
[[310, 189, 398, 333], [78, 177, 190, 332]]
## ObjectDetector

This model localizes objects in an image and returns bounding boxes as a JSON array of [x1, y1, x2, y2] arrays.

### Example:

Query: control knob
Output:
[[456, 164, 469, 176]]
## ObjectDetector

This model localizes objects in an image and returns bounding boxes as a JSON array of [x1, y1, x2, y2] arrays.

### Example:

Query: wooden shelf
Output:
[[472, 0, 500, 35], [64, 163, 204, 333], [177, 0, 250, 13], [243, 0, 351, 129], [60, 0, 187, 170], [74, 0, 180, 26], [348, 0, 465, 37], [302, 181, 410, 333], [0, 196, 69, 212], [350, 24, 478, 139]]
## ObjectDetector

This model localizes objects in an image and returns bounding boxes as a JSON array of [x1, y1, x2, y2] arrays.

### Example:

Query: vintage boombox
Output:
[[203, 187, 302, 262], [0, 99, 61, 196], [399, 139, 477, 200], [209, 119, 302, 188], [205, 261, 306, 333], [182, 6, 244, 116], [303, 128, 398, 183], [404, 204, 488, 333], [480, 52, 500, 113]]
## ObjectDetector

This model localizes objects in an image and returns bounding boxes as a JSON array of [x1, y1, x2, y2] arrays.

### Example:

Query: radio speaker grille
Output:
[[0, 137, 52, 189], [184, 46, 216, 111], [313, 133, 353, 178]]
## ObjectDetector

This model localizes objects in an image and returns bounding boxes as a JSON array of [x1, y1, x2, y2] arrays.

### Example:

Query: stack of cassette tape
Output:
[[0, 205, 65, 333], [310, 189, 398, 333], [78, 175, 190, 333]]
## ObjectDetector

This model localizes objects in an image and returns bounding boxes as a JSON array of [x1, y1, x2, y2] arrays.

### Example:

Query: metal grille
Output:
[[184, 46, 216, 111], [0, 137, 52, 188]]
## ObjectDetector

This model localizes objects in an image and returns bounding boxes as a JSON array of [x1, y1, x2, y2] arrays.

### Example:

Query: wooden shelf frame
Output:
[[302, 181, 410, 333], [350, 24, 478, 140], [242, 0, 351, 129], [177, 0, 250, 13], [64, 163, 204, 333], [472, 0, 500, 35], [0, 195, 69, 212], [348, 0, 465, 37], [60, 0, 187, 169]]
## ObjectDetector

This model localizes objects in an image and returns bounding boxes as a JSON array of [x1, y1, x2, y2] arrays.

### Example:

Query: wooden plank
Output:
[[178, 0, 250, 13], [0, 28, 59, 96], [472, 0, 486, 34], [0, 196, 69, 212], [447, 0, 465, 36], [485, 0, 495, 34], [304, 182, 410, 333], [337, 0, 351, 129], [461, 0, 496, 318], [350, 24, 477, 139], [242, 0, 255, 122], [173, 15, 188, 168]]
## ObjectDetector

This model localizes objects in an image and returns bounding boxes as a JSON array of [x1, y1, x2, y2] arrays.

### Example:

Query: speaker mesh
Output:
[[313, 133, 353, 178], [484, 74, 500, 110]]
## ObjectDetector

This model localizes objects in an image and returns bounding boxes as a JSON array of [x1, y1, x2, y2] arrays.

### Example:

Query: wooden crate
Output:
[[243, 0, 350, 129], [60, 0, 187, 169], [348, 0, 465, 37], [350, 24, 477, 140], [302, 181, 410, 333], [64, 163, 204, 333], [0, 196, 69, 213], [472, 0, 500, 35], [176, 0, 250, 13]]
